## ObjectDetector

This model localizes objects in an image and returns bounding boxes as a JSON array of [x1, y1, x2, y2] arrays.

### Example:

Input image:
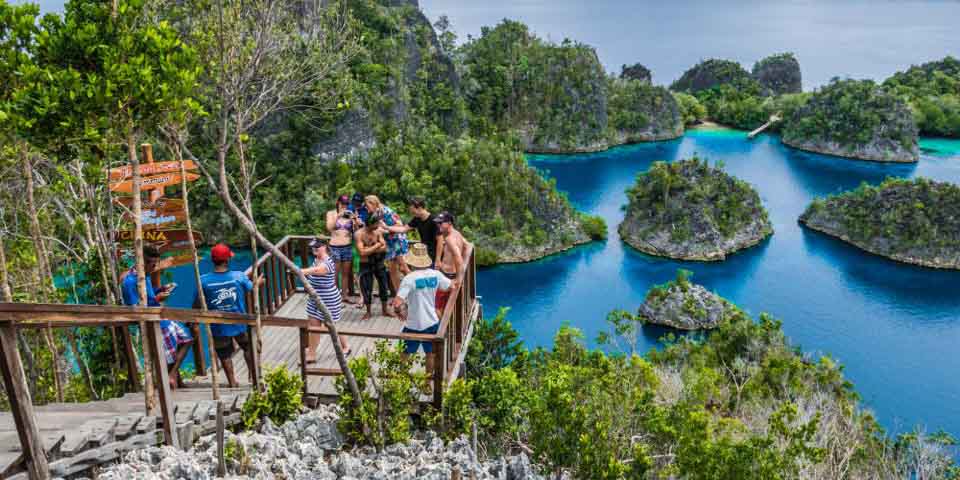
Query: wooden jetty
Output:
[[747, 113, 782, 139], [0, 235, 480, 479]]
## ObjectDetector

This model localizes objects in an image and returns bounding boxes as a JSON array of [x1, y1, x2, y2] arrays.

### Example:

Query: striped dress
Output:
[[306, 256, 343, 323]]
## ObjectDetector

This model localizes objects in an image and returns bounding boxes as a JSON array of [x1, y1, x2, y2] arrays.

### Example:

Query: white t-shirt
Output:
[[396, 269, 452, 331]]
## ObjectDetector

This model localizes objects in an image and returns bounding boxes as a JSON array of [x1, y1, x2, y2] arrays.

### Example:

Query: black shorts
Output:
[[213, 332, 251, 360]]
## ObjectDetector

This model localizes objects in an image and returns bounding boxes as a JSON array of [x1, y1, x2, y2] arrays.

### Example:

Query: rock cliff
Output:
[[800, 178, 960, 269], [752, 53, 802, 96], [782, 79, 919, 162], [619, 158, 773, 261]]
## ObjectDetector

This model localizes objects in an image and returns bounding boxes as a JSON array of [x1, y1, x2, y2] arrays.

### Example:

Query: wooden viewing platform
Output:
[[0, 235, 480, 479]]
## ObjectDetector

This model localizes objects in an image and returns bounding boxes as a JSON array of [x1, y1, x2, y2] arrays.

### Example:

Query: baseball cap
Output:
[[309, 237, 329, 248], [351, 193, 364, 205], [433, 211, 454, 224], [211, 243, 234, 262], [337, 194, 350, 205]]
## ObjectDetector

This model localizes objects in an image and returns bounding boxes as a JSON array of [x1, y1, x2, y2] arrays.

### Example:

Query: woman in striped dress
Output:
[[301, 237, 348, 362]]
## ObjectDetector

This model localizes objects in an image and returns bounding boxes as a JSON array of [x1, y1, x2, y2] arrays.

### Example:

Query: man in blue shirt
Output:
[[348, 192, 370, 224], [121, 245, 193, 389], [195, 244, 261, 388]]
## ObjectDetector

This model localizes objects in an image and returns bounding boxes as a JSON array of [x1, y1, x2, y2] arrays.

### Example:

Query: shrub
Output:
[[241, 365, 304, 429], [336, 340, 429, 448], [580, 214, 608, 240]]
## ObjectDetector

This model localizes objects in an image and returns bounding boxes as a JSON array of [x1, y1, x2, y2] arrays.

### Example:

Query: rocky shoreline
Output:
[[799, 178, 960, 270], [95, 406, 543, 480], [782, 137, 918, 163]]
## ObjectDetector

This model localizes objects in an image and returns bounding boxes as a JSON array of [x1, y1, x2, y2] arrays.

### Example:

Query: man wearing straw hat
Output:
[[390, 242, 452, 373]]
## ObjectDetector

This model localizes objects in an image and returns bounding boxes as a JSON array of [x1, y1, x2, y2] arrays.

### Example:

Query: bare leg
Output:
[[339, 261, 356, 303], [169, 341, 192, 389], [242, 347, 256, 384], [220, 357, 238, 388], [307, 317, 321, 362]]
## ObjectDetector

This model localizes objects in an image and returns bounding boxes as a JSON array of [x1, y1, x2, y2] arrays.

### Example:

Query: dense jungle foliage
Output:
[[783, 79, 918, 151], [188, 2, 598, 263], [670, 58, 755, 94], [884, 56, 960, 138], [802, 177, 960, 255], [457, 19, 609, 151], [421, 300, 960, 479], [624, 157, 770, 242]]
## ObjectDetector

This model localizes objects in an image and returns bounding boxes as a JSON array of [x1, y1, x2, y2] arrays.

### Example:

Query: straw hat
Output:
[[405, 242, 432, 268]]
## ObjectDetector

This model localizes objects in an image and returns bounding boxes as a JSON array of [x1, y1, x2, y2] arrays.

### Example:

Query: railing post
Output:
[[433, 338, 445, 409], [146, 320, 180, 449], [299, 327, 309, 398], [190, 323, 206, 377], [119, 325, 141, 392], [0, 322, 50, 480]]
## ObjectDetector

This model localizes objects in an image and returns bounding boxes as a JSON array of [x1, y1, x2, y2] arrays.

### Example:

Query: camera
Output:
[[340, 210, 354, 219]]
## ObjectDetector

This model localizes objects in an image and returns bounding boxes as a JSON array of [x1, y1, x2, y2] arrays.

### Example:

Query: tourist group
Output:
[[119, 194, 470, 389]]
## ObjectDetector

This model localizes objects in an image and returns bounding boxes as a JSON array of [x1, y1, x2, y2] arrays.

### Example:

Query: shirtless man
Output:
[[433, 211, 470, 314], [354, 213, 395, 319]]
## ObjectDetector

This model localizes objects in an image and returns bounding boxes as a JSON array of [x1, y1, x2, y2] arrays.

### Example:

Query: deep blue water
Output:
[[477, 129, 960, 437], [421, 0, 960, 89]]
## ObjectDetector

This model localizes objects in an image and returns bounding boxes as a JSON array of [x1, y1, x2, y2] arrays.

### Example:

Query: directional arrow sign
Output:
[[109, 172, 200, 193], [113, 229, 203, 245], [155, 252, 197, 270], [109, 160, 197, 181], [122, 209, 187, 229], [114, 197, 186, 212]]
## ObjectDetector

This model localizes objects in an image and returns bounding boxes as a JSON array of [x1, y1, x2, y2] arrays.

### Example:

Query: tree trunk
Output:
[[235, 135, 263, 388], [176, 142, 220, 400], [22, 148, 65, 403], [66, 329, 99, 400], [0, 233, 12, 302], [211, 145, 366, 417], [128, 131, 156, 414]]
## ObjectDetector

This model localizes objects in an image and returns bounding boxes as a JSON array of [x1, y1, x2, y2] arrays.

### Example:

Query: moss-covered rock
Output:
[[639, 271, 740, 330], [670, 59, 755, 94], [782, 79, 919, 162], [800, 178, 960, 269], [620, 62, 652, 84], [618, 158, 773, 261], [607, 79, 684, 143], [752, 53, 802, 96]]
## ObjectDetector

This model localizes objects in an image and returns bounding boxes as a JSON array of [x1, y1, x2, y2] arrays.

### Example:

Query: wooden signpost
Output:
[[110, 144, 208, 378]]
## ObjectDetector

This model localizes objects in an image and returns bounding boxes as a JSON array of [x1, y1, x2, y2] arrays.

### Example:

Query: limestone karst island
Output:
[[1, 0, 959, 479]]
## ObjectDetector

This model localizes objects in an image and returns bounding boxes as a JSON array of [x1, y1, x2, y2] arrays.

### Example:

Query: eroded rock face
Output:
[[95, 406, 545, 480], [618, 158, 773, 261], [782, 79, 919, 163], [620, 63, 652, 84], [752, 53, 802, 96], [800, 178, 960, 270], [639, 280, 737, 330]]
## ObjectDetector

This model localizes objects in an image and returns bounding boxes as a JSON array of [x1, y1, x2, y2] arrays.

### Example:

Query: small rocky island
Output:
[[782, 79, 919, 162], [618, 157, 773, 261], [670, 58, 754, 93], [639, 270, 740, 330], [800, 178, 960, 269]]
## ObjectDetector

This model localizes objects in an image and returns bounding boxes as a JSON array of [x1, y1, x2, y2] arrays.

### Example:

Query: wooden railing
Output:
[[0, 234, 480, 480], [251, 236, 480, 407], [0, 303, 309, 479]]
